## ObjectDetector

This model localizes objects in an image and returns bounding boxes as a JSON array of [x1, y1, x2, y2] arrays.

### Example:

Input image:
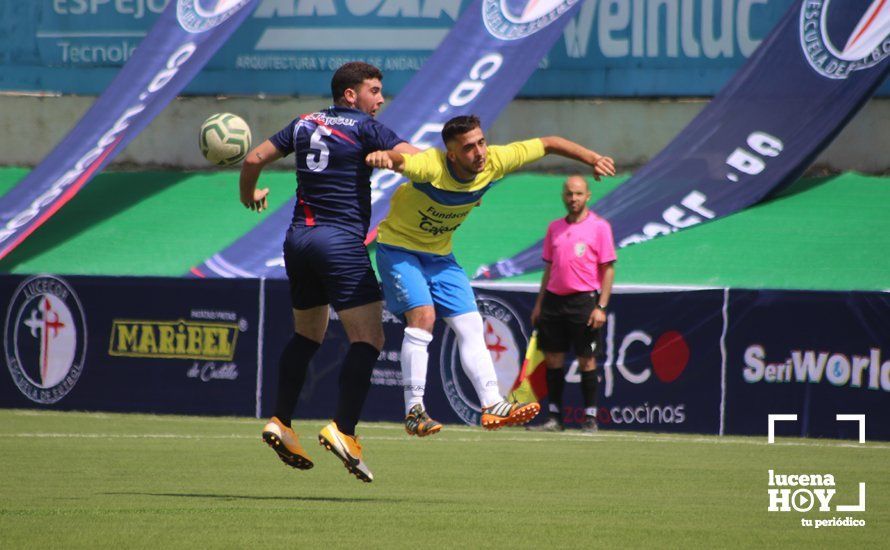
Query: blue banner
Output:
[[259, 284, 724, 432], [476, 0, 890, 280], [5, 273, 887, 440], [0, 0, 258, 261], [724, 290, 890, 440], [592, 289, 725, 433], [1, 274, 261, 415], [5, 1, 889, 97], [193, 0, 583, 278]]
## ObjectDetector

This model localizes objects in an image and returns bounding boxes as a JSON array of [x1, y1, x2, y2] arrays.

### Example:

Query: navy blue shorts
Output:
[[283, 225, 381, 311]]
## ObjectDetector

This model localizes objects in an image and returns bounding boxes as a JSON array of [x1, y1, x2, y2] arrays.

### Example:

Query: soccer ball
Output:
[[199, 113, 252, 166]]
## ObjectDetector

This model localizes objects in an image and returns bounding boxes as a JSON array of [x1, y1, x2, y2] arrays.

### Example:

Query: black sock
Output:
[[273, 333, 321, 427], [580, 369, 599, 415], [545, 368, 564, 421], [334, 342, 380, 436]]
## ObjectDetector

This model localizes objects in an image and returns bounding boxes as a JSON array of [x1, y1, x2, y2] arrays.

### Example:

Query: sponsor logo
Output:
[[602, 316, 690, 397], [177, 0, 253, 33], [439, 295, 528, 425], [573, 242, 586, 257], [186, 361, 239, 382], [593, 317, 690, 426], [800, 0, 890, 79], [3, 275, 87, 404], [596, 402, 686, 426], [483, 0, 580, 41], [301, 112, 358, 127], [742, 345, 890, 391], [108, 319, 239, 361], [417, 208, 464, 237], [616, 190, 716, 248]]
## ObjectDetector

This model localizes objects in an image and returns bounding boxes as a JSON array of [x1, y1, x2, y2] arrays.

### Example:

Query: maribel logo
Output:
[[439, 295, 528, 425], [483, 0, 580, 41], [3, 275, 87, 404], [177, 0, 253, 34], [108, 319, 238, 361], [800, 0, 890, 79]]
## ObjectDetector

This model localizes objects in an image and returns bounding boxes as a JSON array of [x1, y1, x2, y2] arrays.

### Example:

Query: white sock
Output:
[[445, 312, 503, 408], [401, 327, 433, 415]]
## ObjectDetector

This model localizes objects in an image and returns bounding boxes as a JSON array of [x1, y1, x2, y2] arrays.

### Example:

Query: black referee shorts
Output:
[[536, 290, 604, 359]]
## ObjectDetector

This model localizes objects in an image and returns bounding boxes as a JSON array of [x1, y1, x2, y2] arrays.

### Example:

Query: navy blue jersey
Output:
[[270, 106, 404, 238]]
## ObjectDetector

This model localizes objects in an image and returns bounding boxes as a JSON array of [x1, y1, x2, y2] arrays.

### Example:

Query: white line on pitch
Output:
[[1, 432, 887, 450]]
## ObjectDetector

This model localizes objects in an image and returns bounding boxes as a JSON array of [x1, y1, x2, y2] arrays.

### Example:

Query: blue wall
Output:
[[5, 0, 884, 96]]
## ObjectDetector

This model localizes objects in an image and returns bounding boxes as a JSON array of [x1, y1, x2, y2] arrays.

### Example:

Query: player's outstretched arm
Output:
[[539, 136, 616, 181], [365, 150, 406, 172], [393, 142, 421, 155], [240, 139, 282, 212]]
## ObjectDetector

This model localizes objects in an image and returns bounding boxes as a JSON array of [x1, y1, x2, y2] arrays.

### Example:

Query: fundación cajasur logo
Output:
[[800, 0, 890, 79], [177, 0, 254, 34], [3, 275, 87, 404], [483, 0, 580, 41]]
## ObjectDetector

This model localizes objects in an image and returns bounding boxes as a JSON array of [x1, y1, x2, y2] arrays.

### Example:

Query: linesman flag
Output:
[[509, 330, 548, 403]]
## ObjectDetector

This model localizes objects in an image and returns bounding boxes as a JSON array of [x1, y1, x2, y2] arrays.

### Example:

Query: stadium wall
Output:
[[1, 95, 888, 173], [3, 274, 888, 440]]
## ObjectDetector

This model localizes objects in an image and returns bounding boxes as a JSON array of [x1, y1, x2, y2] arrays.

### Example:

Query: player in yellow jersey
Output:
[[366, 115, 616, 435]]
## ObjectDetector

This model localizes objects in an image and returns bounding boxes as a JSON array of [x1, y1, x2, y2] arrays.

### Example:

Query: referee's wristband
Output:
[[595, 303, 608, 312]]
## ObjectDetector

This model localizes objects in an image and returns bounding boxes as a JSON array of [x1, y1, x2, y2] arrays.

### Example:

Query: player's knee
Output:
[[351, 324, 385, 350], [578, 357, 597, 372], [406, 307, 436, 333], [544, 354, 565, 370]]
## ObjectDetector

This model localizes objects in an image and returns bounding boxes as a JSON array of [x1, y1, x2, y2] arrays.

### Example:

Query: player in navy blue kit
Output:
[[240, 62, 416, 482]]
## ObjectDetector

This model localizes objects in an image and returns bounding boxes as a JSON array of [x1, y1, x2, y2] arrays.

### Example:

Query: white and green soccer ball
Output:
[[199, 113, 252, 166]]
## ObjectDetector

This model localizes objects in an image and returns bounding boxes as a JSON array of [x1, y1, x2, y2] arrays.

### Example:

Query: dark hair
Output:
[[331, 62, 383, 102], [441, 115, 482, 145]]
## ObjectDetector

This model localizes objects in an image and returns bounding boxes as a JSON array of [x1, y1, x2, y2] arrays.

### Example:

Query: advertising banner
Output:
[[6, 1, 888, 97], [260, 284, 725, 432], [1, 274, 261, 415], [592, 289, 725, 433], [5, 273, 887, 440], [0, 0, 259, 261], [193, 0, 584, 278], [724, 289, 890, 440], [476, 0, 890, 280]]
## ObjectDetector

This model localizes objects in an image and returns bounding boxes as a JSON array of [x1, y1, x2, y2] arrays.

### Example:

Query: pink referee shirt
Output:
[[542, 212, 616, 295]]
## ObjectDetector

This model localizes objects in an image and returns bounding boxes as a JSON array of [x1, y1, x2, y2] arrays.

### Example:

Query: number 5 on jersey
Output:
[[307, 126, 331, 172]]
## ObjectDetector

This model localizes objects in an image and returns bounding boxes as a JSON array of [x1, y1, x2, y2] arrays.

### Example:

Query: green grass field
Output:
[[1, 410, 887, 548]]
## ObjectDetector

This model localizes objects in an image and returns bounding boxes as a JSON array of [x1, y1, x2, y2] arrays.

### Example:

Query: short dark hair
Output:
[[441, 115, 482, 145], [331, 62, 383, 102]]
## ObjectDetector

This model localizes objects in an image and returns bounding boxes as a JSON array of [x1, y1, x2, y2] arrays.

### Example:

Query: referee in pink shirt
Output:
[[530, 175, 616, 433]]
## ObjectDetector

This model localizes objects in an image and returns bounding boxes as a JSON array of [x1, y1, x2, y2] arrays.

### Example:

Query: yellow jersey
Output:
[[376, 139, 545, 255]]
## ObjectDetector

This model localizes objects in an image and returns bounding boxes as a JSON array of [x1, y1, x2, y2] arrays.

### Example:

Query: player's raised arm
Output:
[[365, 150, 406, 172], [393, 142, 421, 155], [539, 136, 616, 181], [239, 139, 282, 212]]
